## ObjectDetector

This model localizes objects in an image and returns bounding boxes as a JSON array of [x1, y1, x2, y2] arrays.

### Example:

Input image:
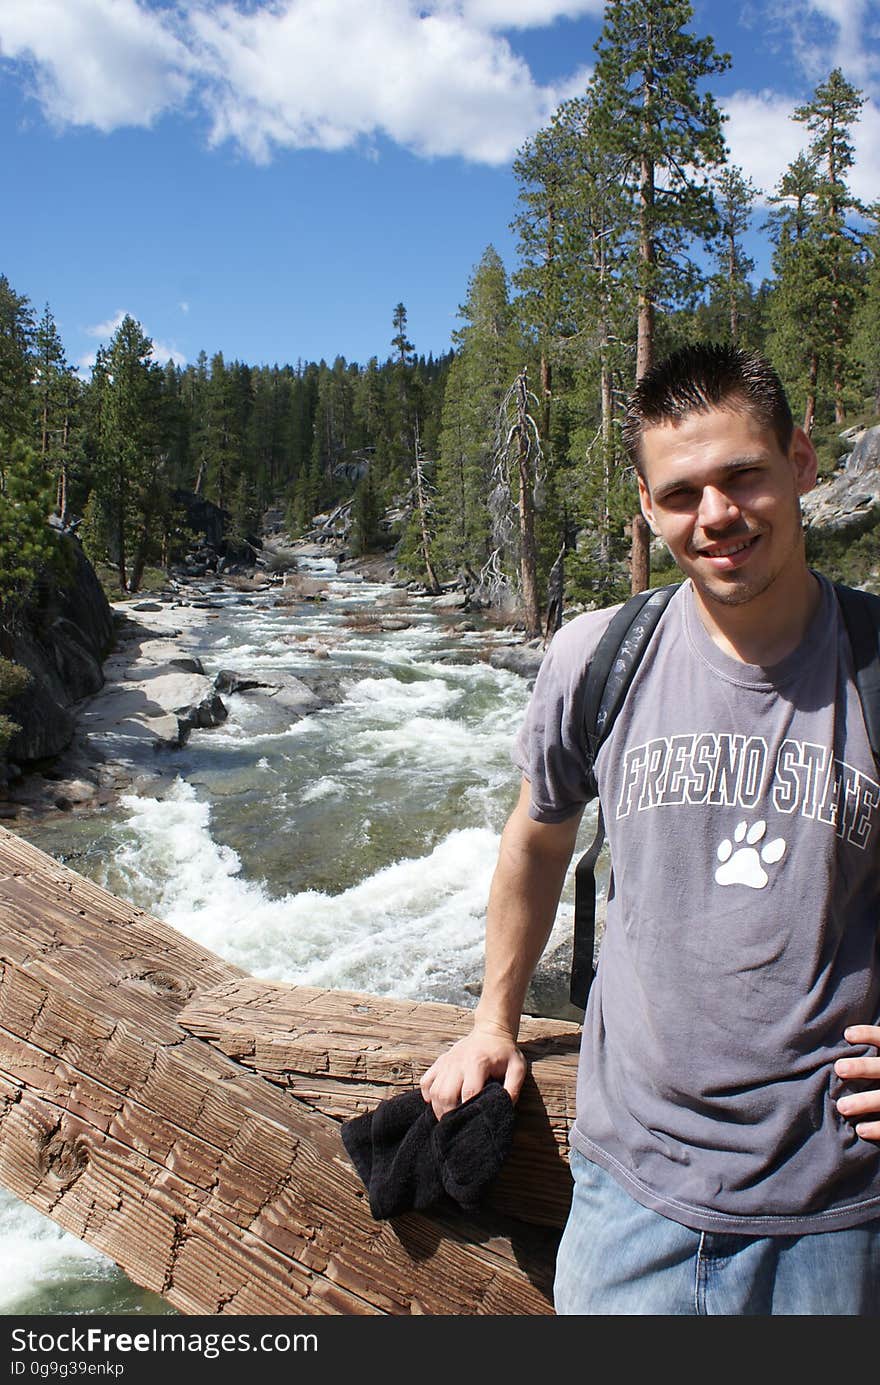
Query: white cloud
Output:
[[765, 0, 880, 88], [151, 338, 188, 367], [721, 91, 809, 202], [0, 0, 191, 130], [85, 309, 129, 340], [188, 0, 577, 164], [450, 0, 605, 29], [81, 310, 187, 369], [0, 0, 588, 164], [1, 0, 876, 180], [179, 301, 190, 314]]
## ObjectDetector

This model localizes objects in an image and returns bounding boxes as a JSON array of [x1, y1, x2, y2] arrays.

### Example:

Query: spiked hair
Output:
[[623, 344, 794, 476]]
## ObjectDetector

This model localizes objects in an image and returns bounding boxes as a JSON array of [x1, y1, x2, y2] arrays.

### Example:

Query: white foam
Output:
[[0, 1192, 113, 1312], [104, 780, 498, 999], [300, 776, 346, 802], [344, 675, 460, 717]]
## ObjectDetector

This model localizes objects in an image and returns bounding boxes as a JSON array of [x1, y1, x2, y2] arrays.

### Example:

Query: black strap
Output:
[[570, 805, 605, 1007], [834, 582, 880, 769], [569, 582, 681, 1010]]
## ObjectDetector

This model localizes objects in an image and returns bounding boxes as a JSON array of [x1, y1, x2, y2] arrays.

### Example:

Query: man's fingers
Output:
[[502, 1049, 528, 1105], [837, 1088, 880, 1118], [835, 1057, 880, 1081], [844, 1024, 880, 1047], [853, 1119, 880, 1141]]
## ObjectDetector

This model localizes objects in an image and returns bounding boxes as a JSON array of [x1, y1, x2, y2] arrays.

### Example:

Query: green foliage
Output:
[[0, 441, 57, 627], [0, 274, 35, 455], [434, 249, 524, 581], [766, 70, 866, 427], [591, 0, 730, 322], [0, 655, 30, 756], [805, 517, 880, 590]]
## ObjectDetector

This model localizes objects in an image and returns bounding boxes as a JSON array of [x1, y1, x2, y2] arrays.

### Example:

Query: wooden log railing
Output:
[[0, 827, 580, 1316]]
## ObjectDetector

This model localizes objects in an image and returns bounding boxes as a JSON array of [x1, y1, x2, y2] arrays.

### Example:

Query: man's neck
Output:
[[691, 566, 821, 666]]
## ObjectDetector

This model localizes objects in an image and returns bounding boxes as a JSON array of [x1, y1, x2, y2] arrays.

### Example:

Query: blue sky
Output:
[[1, 1, 878, 375]]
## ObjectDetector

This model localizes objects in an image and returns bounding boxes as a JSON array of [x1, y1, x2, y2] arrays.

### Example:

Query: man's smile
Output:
[[693, 532, 762, 568]]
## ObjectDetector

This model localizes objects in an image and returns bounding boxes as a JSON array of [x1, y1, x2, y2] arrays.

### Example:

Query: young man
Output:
[[420, 344, 880, 1315]]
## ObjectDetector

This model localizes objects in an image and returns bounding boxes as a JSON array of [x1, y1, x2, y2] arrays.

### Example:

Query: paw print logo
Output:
[[715, 820, 786, 889]]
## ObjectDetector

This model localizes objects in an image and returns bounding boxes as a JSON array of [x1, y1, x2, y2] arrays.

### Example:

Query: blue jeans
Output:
[[554, 1149, 880, 1315]]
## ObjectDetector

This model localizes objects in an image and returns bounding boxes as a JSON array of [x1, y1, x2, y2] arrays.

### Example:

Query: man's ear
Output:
[[638, 474, 659, 535], [790, 426, 818, 496]]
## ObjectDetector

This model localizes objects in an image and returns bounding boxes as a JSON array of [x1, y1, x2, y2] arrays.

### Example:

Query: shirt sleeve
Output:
[[512, 608, 618, 823]]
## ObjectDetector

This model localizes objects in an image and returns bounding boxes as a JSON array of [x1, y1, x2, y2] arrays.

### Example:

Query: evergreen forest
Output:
[[3, 2, 879, 641]]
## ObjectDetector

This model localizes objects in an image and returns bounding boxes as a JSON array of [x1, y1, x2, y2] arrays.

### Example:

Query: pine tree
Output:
[[792, 68, 865, 424], [29, 305, 83, 525], [591, 0, 730, 589], [94, 315, 165, 592], [434, 248, 521, 580], [765, 154, 828, 432], [850, 204, 880, 415], [0, 275, 35, 458], [711, 165, 759, 345]]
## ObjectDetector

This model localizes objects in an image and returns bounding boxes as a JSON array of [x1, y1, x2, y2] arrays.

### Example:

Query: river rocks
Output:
[[169, 657, 206, 675], [487, 644, 546, 678], [214, 669, 266, 695], [176, 691, 228, 735]]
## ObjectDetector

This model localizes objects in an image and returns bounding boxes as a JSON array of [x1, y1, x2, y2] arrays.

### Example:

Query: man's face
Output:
[[636, 405, 817, 612]]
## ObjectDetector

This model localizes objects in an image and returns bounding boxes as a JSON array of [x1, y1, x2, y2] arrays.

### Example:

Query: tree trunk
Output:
[[630, 515, 651, 595], [0, 827, 574, 1315], [600, 358, 614, 565], [540, 352, 552, 454], [804, 354, 819, 435], [515, 374, 542, 639], [633, 62, 656, 594], [728, 231, 739, 345]]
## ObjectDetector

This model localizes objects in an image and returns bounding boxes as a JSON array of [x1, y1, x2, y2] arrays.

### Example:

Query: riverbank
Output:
[[1, 546, 544, 826]]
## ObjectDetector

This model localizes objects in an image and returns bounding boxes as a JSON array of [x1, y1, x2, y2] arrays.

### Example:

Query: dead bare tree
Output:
[[489, 370, 544, 638]]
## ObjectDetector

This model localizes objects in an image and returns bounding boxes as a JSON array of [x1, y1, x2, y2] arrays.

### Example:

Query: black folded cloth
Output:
[[341, 1081, 516, 1220]]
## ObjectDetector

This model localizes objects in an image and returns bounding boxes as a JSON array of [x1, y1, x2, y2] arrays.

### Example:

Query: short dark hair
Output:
[[623, 343, 794, 476]]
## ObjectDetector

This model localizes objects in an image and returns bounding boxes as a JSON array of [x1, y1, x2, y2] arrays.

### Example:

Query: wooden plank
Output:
[[0, 827, 566, 1314]]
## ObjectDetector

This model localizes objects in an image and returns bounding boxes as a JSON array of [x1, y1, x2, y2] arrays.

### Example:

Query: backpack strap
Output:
[[833, 582, 880, 771], [569, 582, 681, 1010]]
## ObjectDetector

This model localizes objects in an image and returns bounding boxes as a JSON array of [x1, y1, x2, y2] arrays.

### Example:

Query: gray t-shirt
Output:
[[514, 576, 880, 1234]]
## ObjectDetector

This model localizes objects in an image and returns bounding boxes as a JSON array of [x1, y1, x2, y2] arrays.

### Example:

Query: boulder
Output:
[[214, 670, 267, 695], [488, 645, 546, 679]]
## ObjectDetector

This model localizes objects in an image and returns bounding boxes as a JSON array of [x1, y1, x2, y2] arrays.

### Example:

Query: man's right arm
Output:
[[419, 776, 583, 1119]]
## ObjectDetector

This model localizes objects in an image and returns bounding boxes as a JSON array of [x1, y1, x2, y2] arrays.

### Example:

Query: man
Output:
[[420, 344, 880, 1315]]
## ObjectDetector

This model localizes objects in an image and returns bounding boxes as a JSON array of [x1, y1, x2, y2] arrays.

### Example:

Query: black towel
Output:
[[341, 1081, 516, 1220]]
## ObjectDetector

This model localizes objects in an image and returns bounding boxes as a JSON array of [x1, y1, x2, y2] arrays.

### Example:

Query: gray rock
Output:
[[488, 645, 546, 678], [430, 592, 468, 609], [214, 669, 267, 694], [4, 534, 113, 765], [169, 657, 206, 675], [802, 423, 880, 532]]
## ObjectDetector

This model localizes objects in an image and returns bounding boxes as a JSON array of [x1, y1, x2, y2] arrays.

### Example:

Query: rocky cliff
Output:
[[802, 423, 880, 534], [1, 533, 114, 767]]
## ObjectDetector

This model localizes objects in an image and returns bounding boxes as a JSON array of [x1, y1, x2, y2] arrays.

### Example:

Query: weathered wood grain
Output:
[[0, 826, 578, 1315]]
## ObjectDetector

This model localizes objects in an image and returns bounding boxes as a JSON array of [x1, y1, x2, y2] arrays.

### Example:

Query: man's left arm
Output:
[[835, 1026, 880, 1141]]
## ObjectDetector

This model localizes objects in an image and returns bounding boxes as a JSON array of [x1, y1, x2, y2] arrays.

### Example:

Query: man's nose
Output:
[[697, 485, 739, 529]]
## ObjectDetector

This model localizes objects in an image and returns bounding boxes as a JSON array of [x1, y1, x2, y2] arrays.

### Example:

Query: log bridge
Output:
[[0, 827, 581, 1315]]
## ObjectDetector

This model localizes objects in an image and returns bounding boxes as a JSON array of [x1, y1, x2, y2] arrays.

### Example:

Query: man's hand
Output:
[[835, 1025, 880, 1141], [419, 1021, 528, 1121], [419, 779, 582, 1122]]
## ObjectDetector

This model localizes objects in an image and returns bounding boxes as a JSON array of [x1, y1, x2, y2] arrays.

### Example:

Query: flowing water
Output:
[[0, 560, 583, 1315]]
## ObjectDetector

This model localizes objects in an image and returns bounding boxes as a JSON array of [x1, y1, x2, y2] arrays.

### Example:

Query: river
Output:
[[0, 558, 584, 1315]]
